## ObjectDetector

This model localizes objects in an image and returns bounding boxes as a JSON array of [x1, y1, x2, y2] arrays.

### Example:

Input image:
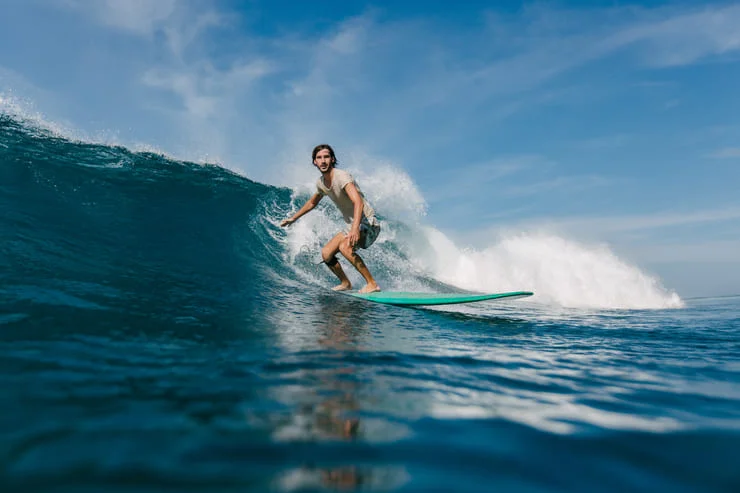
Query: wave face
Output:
[[1, 114, 294, 341], [1, 114, 681, 316]]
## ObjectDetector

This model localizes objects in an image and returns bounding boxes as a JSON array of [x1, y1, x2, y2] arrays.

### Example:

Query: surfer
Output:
[[281, 144, 382, 294]]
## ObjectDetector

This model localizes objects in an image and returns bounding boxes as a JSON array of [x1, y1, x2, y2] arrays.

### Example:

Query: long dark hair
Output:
[[312, 144, 338, 166]]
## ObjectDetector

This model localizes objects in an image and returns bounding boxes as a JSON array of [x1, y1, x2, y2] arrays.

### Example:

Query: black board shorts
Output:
[[358, 218, 381, 249]]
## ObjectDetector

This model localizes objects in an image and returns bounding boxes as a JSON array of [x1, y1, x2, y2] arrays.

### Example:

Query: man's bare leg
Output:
[[323, 233, 352, 291], [338, 238, 380, 294]]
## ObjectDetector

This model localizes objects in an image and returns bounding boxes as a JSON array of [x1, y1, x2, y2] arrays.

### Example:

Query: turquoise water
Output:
[[1, 115, 739, 492]]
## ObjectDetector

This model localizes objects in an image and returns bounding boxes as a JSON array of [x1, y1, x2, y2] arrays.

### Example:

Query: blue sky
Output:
[[1, 0, 739, 297]]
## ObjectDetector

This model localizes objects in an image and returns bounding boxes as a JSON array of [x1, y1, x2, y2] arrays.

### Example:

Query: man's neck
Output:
[[322, 167, 334, 185]]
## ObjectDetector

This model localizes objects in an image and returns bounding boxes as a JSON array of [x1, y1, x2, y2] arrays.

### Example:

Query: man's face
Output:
[[314, 149, 334, 173]]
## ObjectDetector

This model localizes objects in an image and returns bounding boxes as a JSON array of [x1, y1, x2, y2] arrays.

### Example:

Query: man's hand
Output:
[[347, 227, 360, 248], [280, 218, 295, 227]]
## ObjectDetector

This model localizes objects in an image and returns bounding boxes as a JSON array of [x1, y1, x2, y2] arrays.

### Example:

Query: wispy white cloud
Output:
[[141, 59, 274, 118], [502, 175, 612, 197], [663, 99, 680, 110], [270, 2, 740, 174], [324, 15, 369, 55], [438, 3, 740, 104], [610, 4, 740, 67], [623, 239, 740, 263], [421, 155, 546, 203], [58, 0, 230, 62], [708, 147, 740, 159], [56, 0, 276, 165], [161, 9, 228, 60], [60, 0, 178, 36], [527, 206, 740, 236], [567, 134, 633, 151], [631, 80, 676, 88]]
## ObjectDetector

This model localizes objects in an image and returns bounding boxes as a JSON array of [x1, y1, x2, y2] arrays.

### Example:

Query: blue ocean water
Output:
[[1, 114, 739, 492]]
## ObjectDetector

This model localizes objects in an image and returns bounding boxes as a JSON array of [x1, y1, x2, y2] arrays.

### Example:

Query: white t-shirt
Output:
[[316, 168, 377, 225]]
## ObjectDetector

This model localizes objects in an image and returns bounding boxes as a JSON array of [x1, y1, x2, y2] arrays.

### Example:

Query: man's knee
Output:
[[338, 239, 354, 259], [321, 246, 335, 262]]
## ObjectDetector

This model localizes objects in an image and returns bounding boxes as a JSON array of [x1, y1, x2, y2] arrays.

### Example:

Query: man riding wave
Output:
[[281, 144, 381, 294]]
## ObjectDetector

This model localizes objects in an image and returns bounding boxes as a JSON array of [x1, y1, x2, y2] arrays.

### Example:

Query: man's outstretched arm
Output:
[[281, 193, 323, 227]]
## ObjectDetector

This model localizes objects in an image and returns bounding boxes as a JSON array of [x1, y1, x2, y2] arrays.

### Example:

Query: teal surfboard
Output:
[[348, 290, 533, 306]]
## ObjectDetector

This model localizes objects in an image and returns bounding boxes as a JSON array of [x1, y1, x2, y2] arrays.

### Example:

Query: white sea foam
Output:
[[415, 228, 683, 309], [0, 90, 85, 141]]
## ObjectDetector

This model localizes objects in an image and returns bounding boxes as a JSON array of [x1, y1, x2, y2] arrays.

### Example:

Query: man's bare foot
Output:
[[332, 282, 352, 291], [358, 283, 380, 294]]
